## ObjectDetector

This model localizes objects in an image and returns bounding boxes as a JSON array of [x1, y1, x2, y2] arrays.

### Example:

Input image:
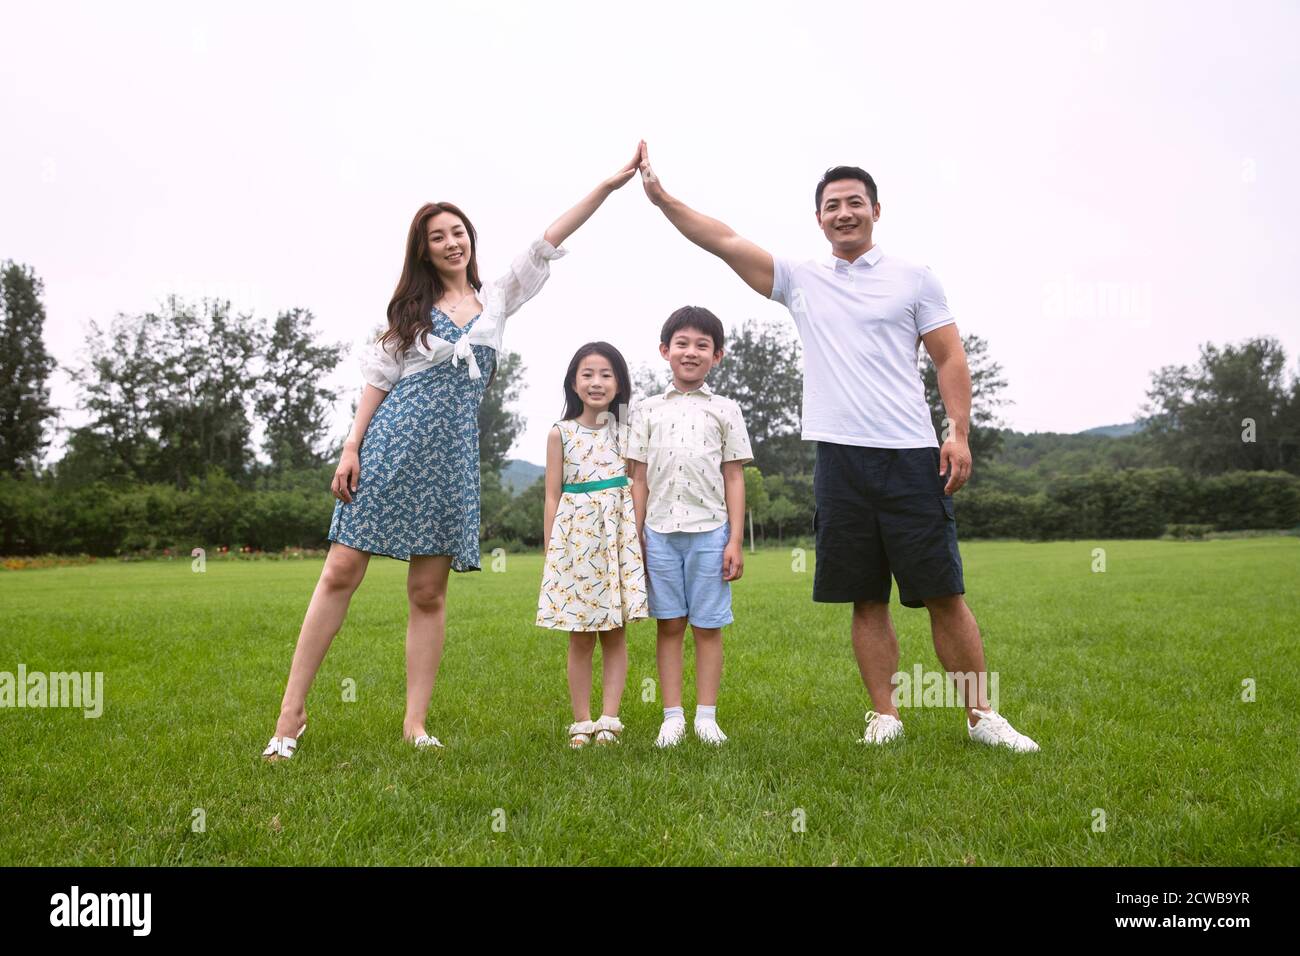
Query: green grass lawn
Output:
[[1, 539, 1297, 866]]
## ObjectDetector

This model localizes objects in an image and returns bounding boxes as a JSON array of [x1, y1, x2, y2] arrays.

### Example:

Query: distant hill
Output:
[[501, 458, 544, 495], [1077, 422, 1144, 438], [992, 422, 1156, 478]]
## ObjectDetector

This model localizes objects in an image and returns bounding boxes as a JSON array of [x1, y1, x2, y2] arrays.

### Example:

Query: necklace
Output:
[[437, 289, 477, 317]]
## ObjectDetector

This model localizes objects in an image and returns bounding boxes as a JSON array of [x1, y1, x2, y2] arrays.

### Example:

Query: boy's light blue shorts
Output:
[[644, 522, 733, 628]]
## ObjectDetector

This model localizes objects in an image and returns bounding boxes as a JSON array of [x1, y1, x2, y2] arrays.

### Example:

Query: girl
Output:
[[536, 343, 648, 748], [261, 145, 643, 760]]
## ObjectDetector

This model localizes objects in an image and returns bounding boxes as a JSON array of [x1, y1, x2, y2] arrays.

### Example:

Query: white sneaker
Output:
[[967, 708, 1039, 752], [655, 715, 687, 748], [694, 718, 728, 746], [861, 710, 904, 745]]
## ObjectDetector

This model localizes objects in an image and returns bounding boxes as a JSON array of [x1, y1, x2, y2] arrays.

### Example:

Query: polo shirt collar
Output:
[[664, 379, 713, 398], [824, 244, 883, 270]]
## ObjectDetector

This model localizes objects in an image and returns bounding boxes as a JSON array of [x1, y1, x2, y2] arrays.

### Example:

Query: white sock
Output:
[[696, 705, 717, 724], [663, 706, 684, 722]]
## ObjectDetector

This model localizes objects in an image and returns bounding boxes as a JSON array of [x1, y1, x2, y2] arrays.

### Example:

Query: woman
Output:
[[262, 144, 643, 760]]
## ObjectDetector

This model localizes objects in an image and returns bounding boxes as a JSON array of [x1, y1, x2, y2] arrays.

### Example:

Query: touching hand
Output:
[[332, 448, 360, 503], [940, 437, 972, 494], [602, 141, 643, 192], [638, 140, 667, 206]]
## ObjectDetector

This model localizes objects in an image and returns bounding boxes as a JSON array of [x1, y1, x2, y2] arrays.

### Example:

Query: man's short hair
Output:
[[660, 305, 725, 353], [815, 166, 878, 211]]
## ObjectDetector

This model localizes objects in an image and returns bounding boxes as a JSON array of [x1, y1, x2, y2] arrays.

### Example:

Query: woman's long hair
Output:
[[380, 202, 482, 356], [561, 342, 633, 424]]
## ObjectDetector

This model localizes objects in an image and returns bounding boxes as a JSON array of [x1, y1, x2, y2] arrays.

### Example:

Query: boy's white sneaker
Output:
[[694, 718, 728, 746], [655, 715, 687, 748], [861, 710, 904, 745], [967, 708, 1039, 752]]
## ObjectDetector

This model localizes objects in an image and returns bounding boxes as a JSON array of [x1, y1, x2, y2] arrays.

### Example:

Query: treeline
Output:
[[3, 251, 1298, 555], [955, 468, 1299, 539], [57, 297, 343, 487], [0, 260, 533, 556], [4, 460, 1293, 555]]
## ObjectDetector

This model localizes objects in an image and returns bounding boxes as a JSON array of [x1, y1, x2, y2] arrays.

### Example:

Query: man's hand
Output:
[[638, 140, 667, 206], [940, 436, 972, 494], [722, 539, 744, 581]]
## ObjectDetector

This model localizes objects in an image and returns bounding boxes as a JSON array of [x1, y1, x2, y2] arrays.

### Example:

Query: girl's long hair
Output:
[[380, 202, 482, 356], [561, 342, 633, 424]]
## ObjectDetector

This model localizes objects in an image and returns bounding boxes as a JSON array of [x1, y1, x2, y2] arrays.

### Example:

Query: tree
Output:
[[255, 307, 344, 471], [500, 475, 547, 546], [631, 361, 670, 400], [72, 297, 262, 488], [1140, 337, 1297, 475], [742, 465, 768, 548], [1283, 365, 1300, 474], [0, 261, 57, 475], [478, 350, 528, 476], [146, 297, 262, 487], [76, 313, 159, 483], [707, 318, 807, 475], [921, 333, 1010, 469]]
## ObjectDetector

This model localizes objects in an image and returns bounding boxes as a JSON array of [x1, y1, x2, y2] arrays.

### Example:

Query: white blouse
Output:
[[359, 234, 568, 389]]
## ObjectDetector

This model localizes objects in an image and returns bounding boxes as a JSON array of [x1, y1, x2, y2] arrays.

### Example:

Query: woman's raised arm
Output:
[[494, 144, 642, 320], [541, 142, 642, 248]]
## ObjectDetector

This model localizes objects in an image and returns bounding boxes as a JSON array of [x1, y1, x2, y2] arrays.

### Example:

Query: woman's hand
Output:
[[332, 447, 360, 503], [601, 141, 643, 193], [543, 143, 644, 247]]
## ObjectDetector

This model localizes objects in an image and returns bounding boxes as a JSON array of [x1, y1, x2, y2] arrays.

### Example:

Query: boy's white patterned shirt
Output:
[[625, 380, 753, 534]]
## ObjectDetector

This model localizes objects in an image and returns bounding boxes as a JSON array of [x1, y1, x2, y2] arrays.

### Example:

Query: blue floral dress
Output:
[[328, 310, 495, 571]]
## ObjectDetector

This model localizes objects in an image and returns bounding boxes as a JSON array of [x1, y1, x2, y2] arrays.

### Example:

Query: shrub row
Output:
[[2, 468, 1296, 556]]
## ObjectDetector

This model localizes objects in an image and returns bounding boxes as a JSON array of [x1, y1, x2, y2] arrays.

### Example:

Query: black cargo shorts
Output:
[[812, 442, 965, 608]]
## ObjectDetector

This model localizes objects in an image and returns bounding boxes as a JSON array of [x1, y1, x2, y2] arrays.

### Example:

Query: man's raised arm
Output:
[[638, 142, 775, 298]]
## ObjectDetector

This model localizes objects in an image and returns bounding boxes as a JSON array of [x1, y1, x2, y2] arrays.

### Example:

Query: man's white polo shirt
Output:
[[770, 245, 955, 449]]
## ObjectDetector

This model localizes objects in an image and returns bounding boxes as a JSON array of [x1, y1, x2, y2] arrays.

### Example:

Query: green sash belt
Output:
[[562, 476, 629, 493]]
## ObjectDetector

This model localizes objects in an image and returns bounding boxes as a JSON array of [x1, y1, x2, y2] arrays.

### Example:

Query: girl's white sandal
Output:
[[568, 720, 596, 749], [593, 715, 624, 746], [262, 722, 307, 762], [408, 734, 444, 749]]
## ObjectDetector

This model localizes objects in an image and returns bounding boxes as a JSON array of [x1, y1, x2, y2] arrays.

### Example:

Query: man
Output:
[[637, 144, 1038, 752]]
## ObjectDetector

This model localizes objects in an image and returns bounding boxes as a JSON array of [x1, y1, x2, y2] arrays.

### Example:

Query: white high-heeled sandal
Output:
[[262, 722, 307, 761]]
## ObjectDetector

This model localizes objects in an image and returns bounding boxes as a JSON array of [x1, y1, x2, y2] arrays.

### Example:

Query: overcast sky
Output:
[[3, 0, 1298, 467]]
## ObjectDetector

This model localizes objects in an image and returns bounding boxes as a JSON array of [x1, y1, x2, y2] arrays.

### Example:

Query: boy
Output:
[[627, 306, 752, 747]]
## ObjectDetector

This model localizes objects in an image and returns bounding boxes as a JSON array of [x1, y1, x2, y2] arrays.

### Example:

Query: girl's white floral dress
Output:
[[536, 418, 648, 632]]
